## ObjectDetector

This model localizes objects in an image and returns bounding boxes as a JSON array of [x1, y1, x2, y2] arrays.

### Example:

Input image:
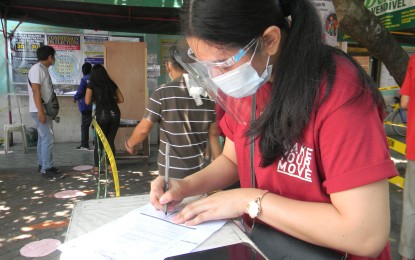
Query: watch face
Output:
[[248, 201, 260, 218]]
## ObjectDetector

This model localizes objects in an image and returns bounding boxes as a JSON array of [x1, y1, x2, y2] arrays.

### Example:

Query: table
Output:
[[64, 194, 265, 259]]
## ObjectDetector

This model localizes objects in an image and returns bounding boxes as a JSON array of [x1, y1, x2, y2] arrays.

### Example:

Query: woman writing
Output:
[[85, 64, 124, 174], [150, 0, 397, 259]]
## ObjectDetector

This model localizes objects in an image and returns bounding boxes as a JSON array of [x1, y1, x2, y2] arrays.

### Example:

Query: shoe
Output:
[[49, 166, 62, 173], [41, 167, 65, 180], [40, 171, 55, 181], [53, 172, 65, 179], [39, 166, 62, 173], [77, 146, 92, 151]]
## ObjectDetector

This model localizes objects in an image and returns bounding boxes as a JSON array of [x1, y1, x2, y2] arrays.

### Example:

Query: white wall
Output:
[[1, 95, 83, 143]]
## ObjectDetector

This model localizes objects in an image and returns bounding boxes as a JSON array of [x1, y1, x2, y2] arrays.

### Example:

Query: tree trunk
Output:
[[332, 0, 409, 86]]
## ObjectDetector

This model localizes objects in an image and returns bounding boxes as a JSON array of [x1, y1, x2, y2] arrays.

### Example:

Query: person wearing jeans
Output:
[[30, 112, 54, 171], [27, 45, 64, 180]]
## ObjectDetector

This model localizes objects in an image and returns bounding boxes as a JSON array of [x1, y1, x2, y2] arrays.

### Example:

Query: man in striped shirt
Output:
[[125, 43, 221, 178]]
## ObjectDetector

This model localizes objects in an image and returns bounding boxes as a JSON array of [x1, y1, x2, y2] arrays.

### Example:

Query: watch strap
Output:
[[249, 190, 269, 218]]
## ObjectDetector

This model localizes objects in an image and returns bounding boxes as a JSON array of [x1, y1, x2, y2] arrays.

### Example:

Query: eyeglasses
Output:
[[187, 38, 258, 68]]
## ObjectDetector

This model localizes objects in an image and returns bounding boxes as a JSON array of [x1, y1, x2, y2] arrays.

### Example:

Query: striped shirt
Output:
[[144, 76, 216, 178]]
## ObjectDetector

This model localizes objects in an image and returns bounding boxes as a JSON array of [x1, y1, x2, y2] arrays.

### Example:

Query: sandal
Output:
[[91, 167, 99, 175], [91, 167, 112, 175]]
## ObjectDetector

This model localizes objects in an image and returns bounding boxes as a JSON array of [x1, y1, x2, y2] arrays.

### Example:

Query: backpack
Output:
[[28, 79, 60, 119]]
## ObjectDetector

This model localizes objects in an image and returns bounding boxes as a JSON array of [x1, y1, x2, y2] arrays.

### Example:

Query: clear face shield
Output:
[[174, 39, 272, 125]]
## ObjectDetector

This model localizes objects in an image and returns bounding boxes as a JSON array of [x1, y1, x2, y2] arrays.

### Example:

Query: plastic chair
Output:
[[3, 124, 28, 154]]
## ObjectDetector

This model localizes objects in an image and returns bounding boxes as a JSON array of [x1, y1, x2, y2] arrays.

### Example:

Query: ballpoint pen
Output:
[[164, 142, 170, 215]]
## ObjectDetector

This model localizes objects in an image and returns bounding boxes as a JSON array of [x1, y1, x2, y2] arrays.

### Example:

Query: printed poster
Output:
[[311, 0, 339, 47], [340, 0, 415, 41], [47, 34, 83, 86], [365, 0, 415, 31], [10, 33, 45, 84], [82, 35, 108, 65]]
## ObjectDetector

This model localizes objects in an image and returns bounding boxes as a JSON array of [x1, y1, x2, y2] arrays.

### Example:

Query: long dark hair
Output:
[[89, 64, 118, 111], [180, 0, 384, 167]]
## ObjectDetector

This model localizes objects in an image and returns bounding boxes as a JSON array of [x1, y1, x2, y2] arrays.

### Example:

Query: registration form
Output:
[[59, 200, 226, 260]]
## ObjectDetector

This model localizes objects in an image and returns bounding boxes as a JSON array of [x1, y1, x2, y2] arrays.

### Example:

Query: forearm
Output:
[[85, 88, 92, 105], [400, 94, 409, 109], [208, 136, 222, 160], [207, 122, 222, 160], [182, 154, 239, 197], [257, 180, 390, 256], [126, 118, 152, 147], [116, 88, 124, 103]]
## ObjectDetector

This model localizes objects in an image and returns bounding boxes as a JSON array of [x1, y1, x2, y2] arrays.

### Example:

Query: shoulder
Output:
[[81, 74, 90, 81], [28, 63, 43, 81], [158, 81, 187, 95], [29, 63, 41, 73], [324, 55, 364, 100]]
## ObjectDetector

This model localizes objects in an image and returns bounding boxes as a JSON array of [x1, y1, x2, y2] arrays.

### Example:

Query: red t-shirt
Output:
[[221, 57, 397, 260], [400, 54, 415, 160]]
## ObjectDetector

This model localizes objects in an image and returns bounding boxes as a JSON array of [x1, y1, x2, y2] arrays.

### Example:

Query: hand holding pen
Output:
[[164, 143, 170, 215]]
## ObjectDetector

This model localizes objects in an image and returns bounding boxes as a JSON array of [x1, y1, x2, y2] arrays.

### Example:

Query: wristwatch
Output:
[[247, 190, 269, 219]]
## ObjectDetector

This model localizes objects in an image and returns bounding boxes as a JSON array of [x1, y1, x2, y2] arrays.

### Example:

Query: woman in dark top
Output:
[[85, 64, 124, 173]]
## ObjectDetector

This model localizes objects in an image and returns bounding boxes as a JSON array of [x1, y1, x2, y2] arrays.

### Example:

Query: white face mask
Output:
[[211, 55, 272, 98]]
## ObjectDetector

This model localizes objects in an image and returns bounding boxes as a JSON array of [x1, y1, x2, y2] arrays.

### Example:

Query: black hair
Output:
[[180, 0, 384, 167], [167, 42, 185, 71], [36, 45, 56, 61], [89, 64, 118, 111], [82, 62, 92, 76]]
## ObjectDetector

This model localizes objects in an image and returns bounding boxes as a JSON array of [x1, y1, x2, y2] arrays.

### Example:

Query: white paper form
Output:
[[59, 202, 226, 260]]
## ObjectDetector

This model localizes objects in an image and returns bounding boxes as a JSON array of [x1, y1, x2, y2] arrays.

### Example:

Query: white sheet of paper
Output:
[[59, 202, 226, 260]]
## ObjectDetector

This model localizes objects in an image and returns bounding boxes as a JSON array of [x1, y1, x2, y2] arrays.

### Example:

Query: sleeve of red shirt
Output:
[[318, 64, 398, 193], [400, 55, 415, 96]]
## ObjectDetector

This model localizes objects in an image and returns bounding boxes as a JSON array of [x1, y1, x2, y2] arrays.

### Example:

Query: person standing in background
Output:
[[74, 62, 93, 151], [85, 64, 124, 174], [28, 45, 64, 180], [399, 54, 415, 260], [125, 42, 221, 179]]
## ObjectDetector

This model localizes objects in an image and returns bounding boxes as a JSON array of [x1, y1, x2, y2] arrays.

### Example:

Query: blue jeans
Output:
[[31, 112, 54, 172]]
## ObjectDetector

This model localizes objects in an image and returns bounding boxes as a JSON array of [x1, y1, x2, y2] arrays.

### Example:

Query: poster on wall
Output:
[[82, 35, 108, 65], [46, 34, 83, 89], [8, 31, 143, 95], [311, 0, 339, 47], [366, 0, 415, 31], [10, 33, 45, 86], [340, 0, 415, 42]]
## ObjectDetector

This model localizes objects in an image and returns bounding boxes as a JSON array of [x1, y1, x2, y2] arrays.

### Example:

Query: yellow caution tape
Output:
[[386, 137, 408, 189], [387, 137, 406, 155], [379, 86, 399, 91], [92, 119, 120, 197], [384, 121, 407, 127], [389, 176, 405, 189]]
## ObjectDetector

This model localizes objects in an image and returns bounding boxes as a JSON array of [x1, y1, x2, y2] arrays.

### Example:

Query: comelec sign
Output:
[[339, 0, 415, 41]]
